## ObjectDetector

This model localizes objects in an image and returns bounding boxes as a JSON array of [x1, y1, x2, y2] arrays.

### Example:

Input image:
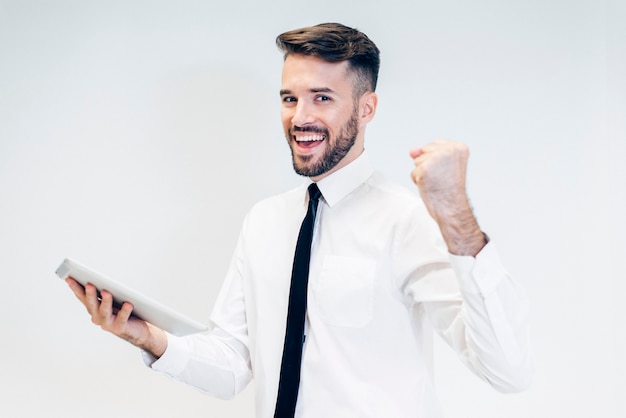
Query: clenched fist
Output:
[[409, 140, 486, 256]]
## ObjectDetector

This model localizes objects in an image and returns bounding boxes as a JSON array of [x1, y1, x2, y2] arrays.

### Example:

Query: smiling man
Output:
[[66, 23, 532, 418], [280, 52, 375, 180]]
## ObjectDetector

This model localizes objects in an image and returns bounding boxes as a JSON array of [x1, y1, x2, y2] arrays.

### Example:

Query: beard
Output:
[[287, 107, 360, 178]]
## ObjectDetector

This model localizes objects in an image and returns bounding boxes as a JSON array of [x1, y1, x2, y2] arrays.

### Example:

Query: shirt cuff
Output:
[[448, 240, 508, 295], [141, 332, 190, 375]]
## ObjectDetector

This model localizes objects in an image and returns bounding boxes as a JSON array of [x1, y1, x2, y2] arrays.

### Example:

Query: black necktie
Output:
[[274, 183, 322, 418]]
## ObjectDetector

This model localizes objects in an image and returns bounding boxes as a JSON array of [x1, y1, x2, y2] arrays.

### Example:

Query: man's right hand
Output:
[[65, 277, 168, 358]]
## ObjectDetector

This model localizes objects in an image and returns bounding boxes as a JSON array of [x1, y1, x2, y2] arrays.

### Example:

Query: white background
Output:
[[1, 0, 624, 417]]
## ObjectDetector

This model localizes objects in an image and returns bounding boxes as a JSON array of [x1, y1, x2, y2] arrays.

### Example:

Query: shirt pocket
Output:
[[312, 255, 376, 328]]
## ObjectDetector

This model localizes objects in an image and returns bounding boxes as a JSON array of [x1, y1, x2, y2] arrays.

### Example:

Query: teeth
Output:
[[297, 135, 325, 142]]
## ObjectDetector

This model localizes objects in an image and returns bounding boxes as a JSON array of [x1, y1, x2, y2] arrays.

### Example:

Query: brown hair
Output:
[[276, 23, 381, 96]]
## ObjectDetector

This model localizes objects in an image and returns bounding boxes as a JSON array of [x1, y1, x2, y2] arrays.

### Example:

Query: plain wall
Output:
[[1, 0, 624, 417]]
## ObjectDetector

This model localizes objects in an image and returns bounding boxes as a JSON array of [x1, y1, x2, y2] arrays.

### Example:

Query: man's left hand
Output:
[[409, 139, 486, 256]]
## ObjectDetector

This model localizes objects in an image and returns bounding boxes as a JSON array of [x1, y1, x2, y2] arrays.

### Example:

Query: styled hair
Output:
[[276, 23, 381, 96]]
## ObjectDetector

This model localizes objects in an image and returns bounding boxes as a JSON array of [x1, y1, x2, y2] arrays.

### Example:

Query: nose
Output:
[[290, 100, 315, 127]]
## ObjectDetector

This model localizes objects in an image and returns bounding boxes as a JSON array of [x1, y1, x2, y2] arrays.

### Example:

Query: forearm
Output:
[[136, 323, 168, 358], [431, 199, 486, 257]]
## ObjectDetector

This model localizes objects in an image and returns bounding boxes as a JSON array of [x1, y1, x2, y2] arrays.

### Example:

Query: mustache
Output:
[[290, 126, 329, 135]]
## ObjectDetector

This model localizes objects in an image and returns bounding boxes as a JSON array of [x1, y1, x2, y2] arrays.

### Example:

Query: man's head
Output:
[[277, 23, 380, 180], [276, 22, 380, 98]]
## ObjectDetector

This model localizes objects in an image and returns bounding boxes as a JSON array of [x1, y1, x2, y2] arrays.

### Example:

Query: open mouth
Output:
[[290, 126, 328, 148], [292, 128, 327, 149], [296, 134, 325, 143], [295, 135, 325, 150]]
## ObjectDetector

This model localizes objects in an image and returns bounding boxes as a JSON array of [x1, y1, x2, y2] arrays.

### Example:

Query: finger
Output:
[[83, 283, 103, 316], [98, 290, 115, 323], [115, 301, 134, 324], [417, 141, 442, 155], [410, 142, 441, 162], [409, 147, 423, 159], [65, 277, 86, 303], [410, 165, 425, 186], [109, 303, 136, 336]]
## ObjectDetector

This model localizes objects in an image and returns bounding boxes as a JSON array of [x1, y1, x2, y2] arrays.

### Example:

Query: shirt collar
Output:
[[313, 151, 374, 208]]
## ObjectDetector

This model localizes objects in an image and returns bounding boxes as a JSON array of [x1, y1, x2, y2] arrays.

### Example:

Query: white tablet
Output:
[[56, 258, 208, 337]]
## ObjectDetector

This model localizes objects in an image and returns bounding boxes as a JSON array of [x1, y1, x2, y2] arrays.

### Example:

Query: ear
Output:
[[359, 92, 378, 124]]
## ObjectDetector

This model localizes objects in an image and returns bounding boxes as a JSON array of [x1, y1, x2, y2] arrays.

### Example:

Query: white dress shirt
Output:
[[145, 152, 532, 417]]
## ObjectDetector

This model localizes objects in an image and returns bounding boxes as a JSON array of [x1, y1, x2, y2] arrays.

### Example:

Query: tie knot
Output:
[[307, 183, 322, 202]]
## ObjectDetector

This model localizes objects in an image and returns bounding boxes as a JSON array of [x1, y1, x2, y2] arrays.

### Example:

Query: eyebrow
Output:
[[279, 87, 336, 96]]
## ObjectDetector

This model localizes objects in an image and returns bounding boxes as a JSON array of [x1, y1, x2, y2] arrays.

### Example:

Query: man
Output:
[[66, 23, 532, 417]]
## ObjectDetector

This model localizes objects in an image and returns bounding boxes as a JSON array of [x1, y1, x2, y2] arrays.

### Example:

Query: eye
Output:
[[282, 96, 297, 103], [315, 95, 331, 102]]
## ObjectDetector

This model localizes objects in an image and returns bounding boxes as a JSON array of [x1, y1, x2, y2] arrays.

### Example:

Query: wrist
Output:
[[434, 205, 486, 257], [141, 324, 168, 359]]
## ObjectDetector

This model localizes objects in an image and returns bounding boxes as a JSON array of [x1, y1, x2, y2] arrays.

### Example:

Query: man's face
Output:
[[280, 54, 369, 180]]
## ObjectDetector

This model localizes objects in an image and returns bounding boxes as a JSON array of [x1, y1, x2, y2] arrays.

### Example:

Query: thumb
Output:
[[409, 147, 423, 159]]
